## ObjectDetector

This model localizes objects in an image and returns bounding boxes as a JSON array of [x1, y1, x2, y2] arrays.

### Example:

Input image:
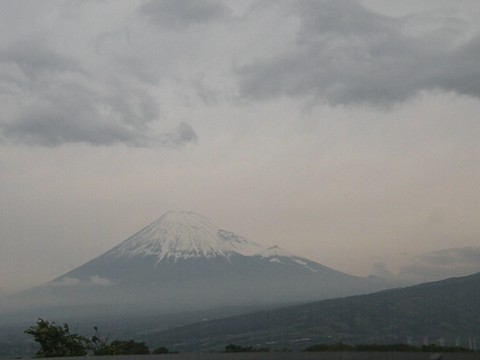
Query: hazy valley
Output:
[[1, 212, 479, 358]]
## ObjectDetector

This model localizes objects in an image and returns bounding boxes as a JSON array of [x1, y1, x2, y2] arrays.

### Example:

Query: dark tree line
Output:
[[223, 343, 269, 353], [303, 343, 474, 353]]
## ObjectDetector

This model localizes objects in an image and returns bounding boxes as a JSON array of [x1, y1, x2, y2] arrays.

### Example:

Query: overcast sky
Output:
[[1, 0, 480, 294]]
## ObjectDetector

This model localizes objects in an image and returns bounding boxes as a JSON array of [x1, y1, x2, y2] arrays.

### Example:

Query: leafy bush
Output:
[[25, 319, 151, 357], [99, 339, 149, 355], [152, 346, 169, 354], [224, 344, 269, 352], [24, 319, 90, 358]]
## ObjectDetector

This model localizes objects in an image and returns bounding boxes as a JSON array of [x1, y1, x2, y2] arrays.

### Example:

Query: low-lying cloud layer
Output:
[[51, 275, 114, 287], [399, 247, 480, 283]]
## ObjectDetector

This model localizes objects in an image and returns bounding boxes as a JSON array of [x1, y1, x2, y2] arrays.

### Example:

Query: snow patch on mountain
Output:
[[293, 258, 319, 273], [255, 246, 318, 272], [105, 211, 269, 262], [101, 211, 323, 274]]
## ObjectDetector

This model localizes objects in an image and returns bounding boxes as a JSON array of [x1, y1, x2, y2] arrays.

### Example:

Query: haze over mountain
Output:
[[1, 211, 393, 322], [146, 272, 480, 352]]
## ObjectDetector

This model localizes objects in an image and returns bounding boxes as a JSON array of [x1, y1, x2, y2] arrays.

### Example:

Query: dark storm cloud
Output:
[[237, 0, 480, 107], [138, 0, 231, 30], [399, 247, 480, 282], [0, 40, 197, 147]]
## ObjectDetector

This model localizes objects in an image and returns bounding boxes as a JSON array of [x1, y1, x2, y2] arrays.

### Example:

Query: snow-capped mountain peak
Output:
[[105, 211, 267, 262], [6, 211, 392, 320]]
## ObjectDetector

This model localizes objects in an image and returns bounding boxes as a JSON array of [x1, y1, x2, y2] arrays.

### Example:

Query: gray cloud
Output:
[[159, 122, 198, 147], [89, 275, 114, 286], [399, 247, 480, 283], [50, 277, 81, 287], [3, 84, 154, 147], [50, 275, 114, 287], [427, 36, 480, 97], [0, 40, 197, 147], [138, 0, 231, 30], [237, 0, 480, 107], [370, 262, 396, 280], [0, 39, 82, 81]]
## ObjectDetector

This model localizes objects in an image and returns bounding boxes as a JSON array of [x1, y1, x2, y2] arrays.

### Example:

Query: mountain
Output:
[[145, 272, 480, 352], [1, 211, 393, 321]]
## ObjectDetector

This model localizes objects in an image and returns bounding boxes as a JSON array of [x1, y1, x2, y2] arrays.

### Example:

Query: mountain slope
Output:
[[1, 211, 394, 320], [146, 272, 480, 352]]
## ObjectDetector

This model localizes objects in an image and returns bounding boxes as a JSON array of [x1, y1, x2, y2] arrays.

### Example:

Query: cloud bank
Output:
[[1, 0, 479, 147], [0, 35, 197, 147], [51, 275, 114, 287], [237, 0, 480, 107], [138, 0, 232, 30], [399, 247, 480, 283]]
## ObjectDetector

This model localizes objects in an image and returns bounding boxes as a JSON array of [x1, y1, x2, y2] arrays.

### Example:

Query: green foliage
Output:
[[421, 344, 473, 353], [355, 343, 417, 352], [89, 326, 150, 355], [152, 346, 169, 354], [303, 343, 474, 353], [25, 319, 151, 357], [89, 326, 110, 355], [99, 339, 149, 355], [24, 319, 90, 358], [224, 344, 269, 353]]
